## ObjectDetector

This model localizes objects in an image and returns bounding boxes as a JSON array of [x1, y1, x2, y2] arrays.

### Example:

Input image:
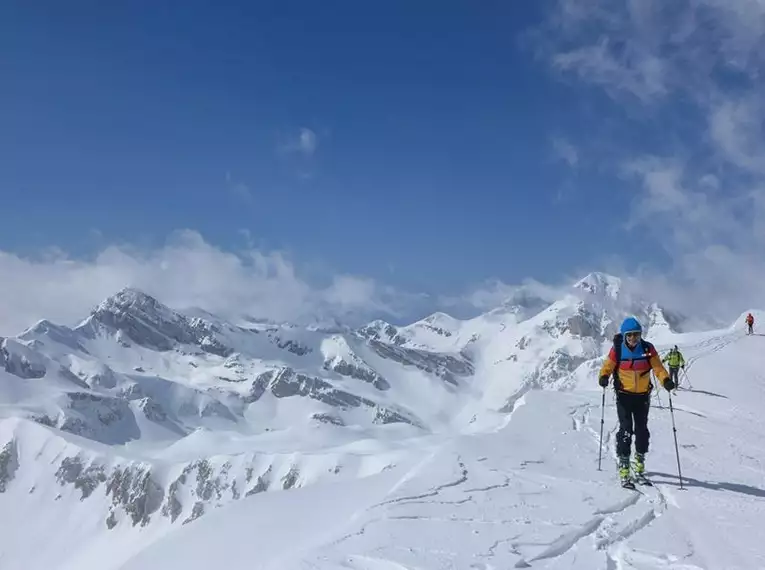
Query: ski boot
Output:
[[632, 453, 651, 485], [618, 455, 634, 489]]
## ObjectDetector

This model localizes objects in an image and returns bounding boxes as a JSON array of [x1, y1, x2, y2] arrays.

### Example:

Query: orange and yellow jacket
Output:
[[599, 340, 671, 394]]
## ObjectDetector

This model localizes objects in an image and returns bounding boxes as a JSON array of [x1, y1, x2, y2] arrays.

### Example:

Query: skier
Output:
[[663, 345, 685, 388], [598, 317, 674, 486], [746, 313, 754, 335]]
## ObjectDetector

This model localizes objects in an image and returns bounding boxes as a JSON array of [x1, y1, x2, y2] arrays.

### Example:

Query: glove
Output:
[[598, 375, 609, 388], [664, 378, 675, 391]]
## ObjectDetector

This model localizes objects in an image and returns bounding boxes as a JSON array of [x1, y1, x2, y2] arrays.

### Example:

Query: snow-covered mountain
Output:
[[3, 272, 756, 569], [116, 321, 765, 570]]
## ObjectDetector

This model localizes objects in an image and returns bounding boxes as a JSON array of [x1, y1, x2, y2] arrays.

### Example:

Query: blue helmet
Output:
[[620, 317, 642, 335]]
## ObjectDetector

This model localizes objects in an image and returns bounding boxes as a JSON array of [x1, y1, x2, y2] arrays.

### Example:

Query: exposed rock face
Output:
[[0, 440, 19, 493], [357, 321, 407, 346], [247, 367, 419, 427], [532, 350, 589, 388], [323, 357, 390, 391], [138, 397, 168, 422], [271, 335, 312, 356], [57, 392, 141, 445], [311, 413, 345, 426], [105, 465, 165, 527], [79, 288, 233, 357], [1, 340, 46, 379], [37, 447, 358, 531], [55, 455, 108, 499], [367, 340, 474, 387]]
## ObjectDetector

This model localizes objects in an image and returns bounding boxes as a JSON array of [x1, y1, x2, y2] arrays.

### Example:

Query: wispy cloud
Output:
[[551, 136, 579, 168], [531, 0, 765, 322], [225, 171, 253, 202], [0, 231, 424, 336], [439, 277, 566, 316], [277, 127, 320, 180], [279, 127, 318, 158]]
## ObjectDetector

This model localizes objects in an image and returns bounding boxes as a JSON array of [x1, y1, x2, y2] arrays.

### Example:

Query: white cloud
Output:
[[280, 127, 318, 158], [531, 0, 765, 323], [443, 279, 518, 311], [708, 97, 765, 174], [0, 231, 420, 336], [276, 127, 320, 180], [439, 277, 566, 315], [552, 39, 666, 103], [298, 128, 317, 156]]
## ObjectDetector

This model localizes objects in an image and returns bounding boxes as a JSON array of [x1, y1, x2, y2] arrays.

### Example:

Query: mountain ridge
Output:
[[1, 270, 749, 564]]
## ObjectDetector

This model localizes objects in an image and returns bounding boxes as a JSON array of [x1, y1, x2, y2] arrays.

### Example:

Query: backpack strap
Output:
[[612, 333, 622, 383]]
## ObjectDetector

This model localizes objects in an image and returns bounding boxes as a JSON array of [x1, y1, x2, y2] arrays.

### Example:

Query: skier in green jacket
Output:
[[663, 345, 685, 387]]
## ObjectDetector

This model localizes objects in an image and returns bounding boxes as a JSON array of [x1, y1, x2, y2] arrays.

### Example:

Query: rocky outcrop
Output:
[[78, 288, 233, 357], [323, 358, 390, 391], [311, 413, 345, 426], [356, 321, 407, 346], [55, 455, 108, 499], [43, 450, 354, 531], [532, 350, 589, 387], [566, 306, 601, 339], [1, 340, 46, 379], [105, 465, 165, 527], [57, 392, 141, 445], [271, 335, 312, 356], [0, 440, 18, 493], [367, 340, 474, 387], [247, 367, 420, 427]]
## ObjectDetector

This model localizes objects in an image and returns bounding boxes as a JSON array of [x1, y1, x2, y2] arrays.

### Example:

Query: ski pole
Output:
[[667, 393, 685, 489], [597, 387, 606, 471], [682, 368, 693, 390]]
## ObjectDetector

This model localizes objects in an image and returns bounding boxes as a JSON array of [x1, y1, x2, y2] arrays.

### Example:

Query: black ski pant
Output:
[[669, 366, 680, 384], [615, 391, 651, 458]]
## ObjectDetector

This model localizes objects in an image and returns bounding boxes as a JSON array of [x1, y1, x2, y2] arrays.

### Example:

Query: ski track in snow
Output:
[[298, 329, 761, 570]]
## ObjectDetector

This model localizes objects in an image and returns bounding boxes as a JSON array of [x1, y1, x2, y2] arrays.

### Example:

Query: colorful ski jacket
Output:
[[599, 340, 670, 394]]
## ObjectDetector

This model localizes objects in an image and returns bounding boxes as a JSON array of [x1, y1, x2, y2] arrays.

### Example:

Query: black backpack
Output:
[[611, 333, 652, 387]]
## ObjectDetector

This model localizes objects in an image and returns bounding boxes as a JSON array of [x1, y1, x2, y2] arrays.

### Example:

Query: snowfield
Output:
[[119, 328, 765, 570], [0, 274, 763, 569]]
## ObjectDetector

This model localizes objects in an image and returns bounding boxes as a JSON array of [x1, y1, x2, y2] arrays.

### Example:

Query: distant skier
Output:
[[663, 345, 685, 388], [598, 317, 674, 486], [746, 313, 754, 335]]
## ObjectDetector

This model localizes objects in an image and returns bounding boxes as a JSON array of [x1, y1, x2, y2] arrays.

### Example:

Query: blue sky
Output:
[[1, 0, 764, 331]]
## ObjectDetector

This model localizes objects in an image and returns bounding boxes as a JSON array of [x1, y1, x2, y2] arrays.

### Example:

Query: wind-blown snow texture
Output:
[[1, 273, 763, 569]]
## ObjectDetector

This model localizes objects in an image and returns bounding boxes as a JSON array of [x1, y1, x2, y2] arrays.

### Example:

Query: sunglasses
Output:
[[625, 332, 642, 339]]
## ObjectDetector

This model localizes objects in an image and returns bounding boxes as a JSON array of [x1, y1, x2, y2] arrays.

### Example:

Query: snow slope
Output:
[[115, 322, 765, 570], [1, 276, 762, 569]]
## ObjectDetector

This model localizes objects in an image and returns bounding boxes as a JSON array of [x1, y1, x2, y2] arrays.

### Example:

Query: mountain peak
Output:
[[421, 311, 459, 326], [91, 287, 184, 328], [97, 287, 162, 312], [79, 287, 216, 352], [572, 272, 622, 298]]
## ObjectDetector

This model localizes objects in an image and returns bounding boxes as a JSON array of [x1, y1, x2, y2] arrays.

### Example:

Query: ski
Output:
[[621, 478, 636, 490], [633, 473, 653, 486]]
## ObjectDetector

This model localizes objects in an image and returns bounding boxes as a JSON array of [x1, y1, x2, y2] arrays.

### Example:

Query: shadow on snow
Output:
[[678, 388, 728, 399], [648, 471, 765, 499]]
